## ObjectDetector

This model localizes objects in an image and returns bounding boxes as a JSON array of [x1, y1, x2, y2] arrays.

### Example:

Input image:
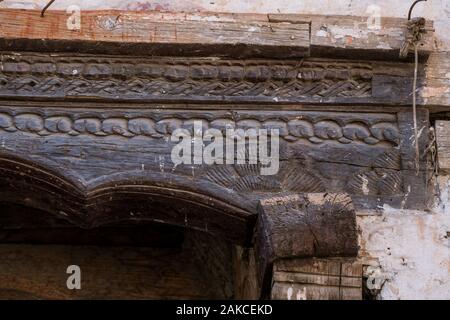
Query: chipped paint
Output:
[[359, 174, 370, 195], [358, 176, 450, 300], [287, 286, 307, 300]]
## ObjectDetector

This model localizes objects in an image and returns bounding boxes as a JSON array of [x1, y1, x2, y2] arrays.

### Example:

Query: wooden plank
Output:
[[436, 120, 450, 174], [0, 241, 233, 299], [0, 9, 310, 58], [233, 246, 260, 299], [271, 258, 362, 300], [420, 52, 450, 109], [0, 10, 436, 61], [269, 13, 434, 61]]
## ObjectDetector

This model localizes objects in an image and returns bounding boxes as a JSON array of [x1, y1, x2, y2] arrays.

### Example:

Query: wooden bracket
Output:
[[254, 193, 360, 299]]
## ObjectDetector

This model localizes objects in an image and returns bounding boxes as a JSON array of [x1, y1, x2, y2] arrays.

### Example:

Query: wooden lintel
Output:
[[0, 9, 435, 61], [270, 13, 434, 61], [0, 9, 310, 59]]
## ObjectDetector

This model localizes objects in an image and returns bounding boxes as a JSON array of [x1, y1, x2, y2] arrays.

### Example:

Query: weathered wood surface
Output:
[[0, 10, 434, 61], [436, 120, 450, 174], [0, 203, 185, 247], [0, 152, 253, 245], [0, 9, 310, 59], [0, 8, 440, 301], [257, 194, 358, 259], [185, 231, 234, 299], [271, 258, 362, 300], [0, 10, 445, 108], [0, 235, 233, 299], [420, 52, 450, 109], [269, 14, 434, 61], [0, 52, 428, 105], [233, 246, 260, 300], [0, 104, 431, 224], [255, 193, 358, 296]]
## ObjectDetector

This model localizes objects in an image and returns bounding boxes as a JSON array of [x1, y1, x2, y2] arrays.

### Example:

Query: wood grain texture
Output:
[[255, 193, 358, 297], [436, 120, 450, 174], [0, 8, 440, 301], [0, 9, 310, 59], [271, 258, 362, 300], [0, 53, 379, 105], [0, 10, 435, 61], [0, 234, 233, 299], [0, 105, 431, 217], [233, 246, 260, 300], [268, 13, 434, 60], [0, 52, 431, 106], [420, 52, 450, 109]]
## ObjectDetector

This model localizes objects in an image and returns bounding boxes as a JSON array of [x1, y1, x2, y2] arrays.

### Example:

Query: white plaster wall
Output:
[[357, 176, 450, 299], [1, 0, 449, 300]]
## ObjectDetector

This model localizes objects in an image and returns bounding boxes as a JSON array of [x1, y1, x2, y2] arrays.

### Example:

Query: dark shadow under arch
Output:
[[0, 153, 256, 245]]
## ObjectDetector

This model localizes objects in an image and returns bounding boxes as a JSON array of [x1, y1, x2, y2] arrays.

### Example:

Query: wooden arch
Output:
[[0, 153, 255, 244]]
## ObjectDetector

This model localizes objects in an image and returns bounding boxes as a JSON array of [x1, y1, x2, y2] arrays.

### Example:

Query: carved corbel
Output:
[[255, 193, 362, 300]]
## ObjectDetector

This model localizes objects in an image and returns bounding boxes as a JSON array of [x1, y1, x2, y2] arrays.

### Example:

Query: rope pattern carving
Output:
[[0, 112, 400, 146], [0, 55, 372, 99]]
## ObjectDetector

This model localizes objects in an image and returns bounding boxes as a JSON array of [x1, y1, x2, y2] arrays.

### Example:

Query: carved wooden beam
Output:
[[0, 104, 431, 211], [0, 52, 428, 106], [256, 193, 361, 298]]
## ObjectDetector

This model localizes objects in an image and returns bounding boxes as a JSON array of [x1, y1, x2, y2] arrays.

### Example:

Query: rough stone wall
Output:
[[1, 0, 449, 300]]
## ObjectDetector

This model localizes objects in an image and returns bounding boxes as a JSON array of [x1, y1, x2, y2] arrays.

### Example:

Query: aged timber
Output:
[[436, 120, 450, 174], [0, 8, 438, 300], [271, 258, 362, 300], [255, 194, 358, 296], [0, 103, 430, 213], [0, 53, 426, 105], [0, 10, 434, 61]]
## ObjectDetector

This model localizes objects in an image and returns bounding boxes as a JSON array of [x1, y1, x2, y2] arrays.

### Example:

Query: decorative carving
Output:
[[0, 106, 430, 210], [204, 163, 326, 193], [0, 111, 399, 146], [346, 150, 403, 195], [0, 54, 372, 101], [0, 154, 253, 245], [255, 193, 359, 297]]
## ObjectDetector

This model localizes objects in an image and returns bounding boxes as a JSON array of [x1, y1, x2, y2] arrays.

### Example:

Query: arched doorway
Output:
[[0, 155, 255, 299]]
